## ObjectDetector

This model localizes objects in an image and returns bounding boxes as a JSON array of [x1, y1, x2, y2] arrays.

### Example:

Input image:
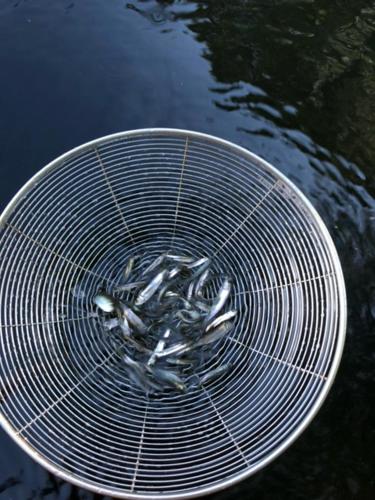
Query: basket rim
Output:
[[0, 128, 347, 499]]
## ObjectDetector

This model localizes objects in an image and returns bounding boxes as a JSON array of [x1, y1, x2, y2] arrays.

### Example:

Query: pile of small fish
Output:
[[93, 253, 237, 394]]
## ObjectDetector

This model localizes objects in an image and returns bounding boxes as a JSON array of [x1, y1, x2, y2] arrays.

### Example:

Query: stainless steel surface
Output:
[[0, 129, 346, 499]]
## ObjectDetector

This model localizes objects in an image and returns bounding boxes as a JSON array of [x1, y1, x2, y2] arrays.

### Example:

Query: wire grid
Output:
[[0, 129, 346, 499]]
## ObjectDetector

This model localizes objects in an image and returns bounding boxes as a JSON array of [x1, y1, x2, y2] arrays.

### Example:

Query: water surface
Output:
[[0, 1, 374, 498]]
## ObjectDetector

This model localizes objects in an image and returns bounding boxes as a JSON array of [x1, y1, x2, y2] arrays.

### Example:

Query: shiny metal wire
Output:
[[0, 129, 346, 499]]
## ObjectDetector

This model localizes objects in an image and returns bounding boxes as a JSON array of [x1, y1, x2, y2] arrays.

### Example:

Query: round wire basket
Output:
[[0, 129, 346, 499]]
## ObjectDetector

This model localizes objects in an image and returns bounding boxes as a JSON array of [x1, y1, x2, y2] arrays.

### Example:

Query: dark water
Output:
[[0, 0, 374, 498]]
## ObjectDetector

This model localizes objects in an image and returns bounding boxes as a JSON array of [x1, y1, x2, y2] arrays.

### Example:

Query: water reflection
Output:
[[136, 1, 375, 172], [0, 0, 374, 498]]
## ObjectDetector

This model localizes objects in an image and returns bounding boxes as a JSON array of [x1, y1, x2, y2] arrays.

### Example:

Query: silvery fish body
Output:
[[120, 303, 147, 334], [186, 257, 209, 269], [176, 310, 201, 323], [136, 270, 167, 306], [142, 254, 165, 276], [155, 342, 192, 359], [148, 328, 171, 366], [194, 300, 210, 313], [119, 316, 131, 336], [157, 283, 168, 302], [186, 282, 195, 301], [204, 278, 232, 325], [168, 266, 182, 280], [195, 268, 210, 296], [166, 357, 193, 366], [123, 256, 137, 281], [196, 320, 233, 347], [179, 297, 193, 310], [165, 254, 195, 264], [199, 363, 232, 384], [189, 258, 211, 282], [93, 292, 117, 313], [123, 354, 161, 392], [152, 368, 186, 392], [206, 309, 237, 331], [103, 318, 119, 330], [115, 280, 146, 292]]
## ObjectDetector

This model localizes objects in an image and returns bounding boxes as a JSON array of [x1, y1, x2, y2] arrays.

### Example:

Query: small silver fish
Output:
[[195, 268, 210, 296], [178, 297, 193, 310], [119, 316, 131, 337], [154, 342, 192, 359], [165, 254, 195, 263], [142, 254, 165, 276], [175, 310, 202, 323], [168, 266, 181, 279], [102, 318, 119, 330], [186, 257, 209, 269], [194, 300, 211, 313], [123, 256, 137, 281], [126, 336, 151, 354], [151, 368, 186, 392], [157, 282, 174, 302], [165, 290, 180, 299], [204, 277, 232, 325], [115, 280, 146, 292], [147, 328, 171, 366], [166, 357, 193, 366], [93, 292, 117, 313], [189, 258, 211, 282], [135, 270, 167, 306], [196, 321, 233, 347], [206, 310, 237, 331], [186, 282, 195, 301], [119, 303, 147, 334], [123, 354, 160, 392], [200, 364, 232, 385]]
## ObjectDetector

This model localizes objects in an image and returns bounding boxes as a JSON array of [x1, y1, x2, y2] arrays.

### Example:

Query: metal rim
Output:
[[0, 128, 346, 499]]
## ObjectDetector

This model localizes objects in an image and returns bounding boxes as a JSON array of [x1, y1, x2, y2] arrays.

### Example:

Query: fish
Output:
[[165, 290, 180, 299], [186, 282, 195, 301], [154, 341, 192, 359], [123, 256, 138, 281], [119, 302, 147, 334], [186, 257, 209, 269], [194, 300, 211, 313], [157, 283, 168, 302], [102, 318, 119, 330], [199, 363, 232, 384], [195, 268, 210, 296], [142, 254, 165, 276], [165, 357, 194, 366], [93, 292, 118, 313], [195, 321, 234, 347], [114, 280, 146, 292], [168, 266, 182, 279], [123, 354, 161, 392], [188, 258, 212, 283], [206, 309, 237, 331], [119, 316, 131, 337], [204, 277, 232, 325], [147, 328, 171, 366], [126, 336, 152, 354], [175, 310, 202, 323], [135, 269, 167, 306], [151, 368, 186, 392], [165, 254, 195, 264]]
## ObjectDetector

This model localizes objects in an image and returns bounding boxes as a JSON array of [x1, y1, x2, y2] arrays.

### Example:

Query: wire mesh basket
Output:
[[0, 129, 346, 499]]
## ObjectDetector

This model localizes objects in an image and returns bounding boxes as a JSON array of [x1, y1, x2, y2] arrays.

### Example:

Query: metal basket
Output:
[[0, 129, 346, 499]]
